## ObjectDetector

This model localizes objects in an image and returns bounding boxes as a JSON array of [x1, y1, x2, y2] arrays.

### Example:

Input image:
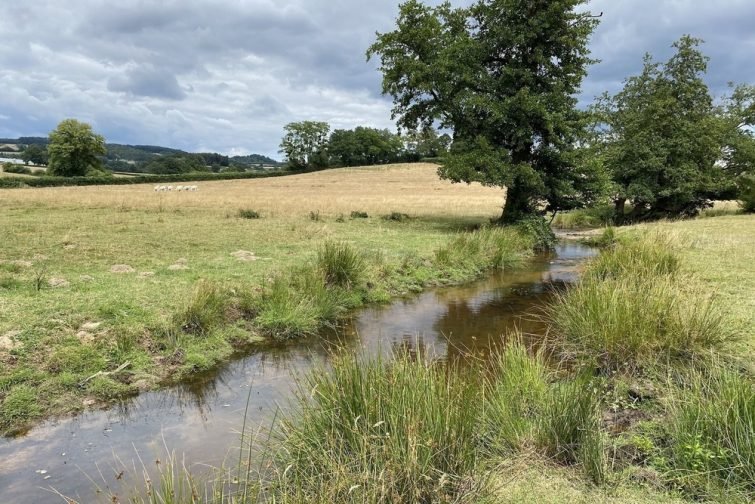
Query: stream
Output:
[[0, 242, 596, 503]]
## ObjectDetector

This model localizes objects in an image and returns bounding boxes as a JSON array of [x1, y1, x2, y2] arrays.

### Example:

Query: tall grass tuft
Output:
[[549, 233, 734, 372], [665, 366, 755, 499], [584, 231, 679, 280], [275, 352, 485, 502], [485, 339, 606, 484], [485, 340, 548, 452], [174, 280, 227, 335], [255, 265, 349, 339], [538, 375, 606, 485], [433, 226, 532, 279], [317, 240, 364, 288]]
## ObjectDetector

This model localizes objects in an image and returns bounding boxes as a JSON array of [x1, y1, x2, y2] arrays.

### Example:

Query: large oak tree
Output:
[[368, 0, 601, 223]]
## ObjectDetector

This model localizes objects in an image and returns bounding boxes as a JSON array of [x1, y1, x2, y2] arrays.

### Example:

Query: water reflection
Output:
[[0, 243, 595, 503]]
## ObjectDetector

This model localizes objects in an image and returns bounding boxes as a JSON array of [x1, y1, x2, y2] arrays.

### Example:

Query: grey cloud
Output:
[[108, 66, 187, 100], [0, 0, 753, 158]]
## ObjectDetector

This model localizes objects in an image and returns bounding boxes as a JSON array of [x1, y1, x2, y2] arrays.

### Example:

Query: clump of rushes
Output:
[[664, 365, 755, 499], [350, 210, 369, 219], [485, 339, 606, 484], [255, 264, 351, 339], [317, 240, 364, 288], [174, 280, 227, 335], [433, 226, 531, 279], [548, 233, 735, 373], [275, 352, 485, 502], [237, 208, 261, 219], [383, 211, 411, 221]]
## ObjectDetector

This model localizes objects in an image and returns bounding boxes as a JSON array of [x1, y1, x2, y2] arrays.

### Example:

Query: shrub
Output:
[[2, 164, 33, 175], [665, 366, 755, 499], [276, 352, 484, 502], [237, 208, 261, 219], [514, 215, 556, 251], [317, 241, 364, 288]]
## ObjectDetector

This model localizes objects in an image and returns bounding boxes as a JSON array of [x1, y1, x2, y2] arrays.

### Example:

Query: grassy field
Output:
[[0, 163, 514, 434]]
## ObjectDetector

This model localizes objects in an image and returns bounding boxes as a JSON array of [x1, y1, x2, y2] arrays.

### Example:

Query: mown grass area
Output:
[[0, 163, 541, 435]]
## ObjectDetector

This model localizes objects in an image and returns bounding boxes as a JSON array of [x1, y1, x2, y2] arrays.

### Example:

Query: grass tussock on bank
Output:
[[271, 340, 606, 502], [549, 232, 737, 373]]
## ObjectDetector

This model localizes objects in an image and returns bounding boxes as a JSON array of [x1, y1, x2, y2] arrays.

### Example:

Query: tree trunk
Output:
[[613, 198, 626, 225], [499, 183, 533, 224]]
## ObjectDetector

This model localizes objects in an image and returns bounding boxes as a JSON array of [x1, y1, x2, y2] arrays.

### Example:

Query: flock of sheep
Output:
[[153, 185, 199, 192]]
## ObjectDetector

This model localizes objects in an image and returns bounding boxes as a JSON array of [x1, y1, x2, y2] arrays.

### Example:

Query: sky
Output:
[[1, 1, 753, 159]]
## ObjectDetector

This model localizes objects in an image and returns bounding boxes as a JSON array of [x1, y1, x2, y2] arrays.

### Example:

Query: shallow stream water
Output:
[[0, 242, 596, 503]]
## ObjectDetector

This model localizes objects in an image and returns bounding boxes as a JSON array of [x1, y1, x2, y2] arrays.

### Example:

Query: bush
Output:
[[317, 241, 364, 288], [2, 164, 33, 175], [515, 215, 556, 251], [665, 366, 755, 499]]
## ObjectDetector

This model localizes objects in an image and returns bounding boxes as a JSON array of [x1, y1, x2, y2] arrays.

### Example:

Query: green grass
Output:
[[552, 205, 616, 229], [548, 233, 736, 373], [0, 166, 536, 434], [275, 352, 485, 502], [664, 365, 755, 500]]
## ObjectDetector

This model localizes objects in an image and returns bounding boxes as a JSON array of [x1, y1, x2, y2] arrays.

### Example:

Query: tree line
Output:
[[278, 122, 450, 170]]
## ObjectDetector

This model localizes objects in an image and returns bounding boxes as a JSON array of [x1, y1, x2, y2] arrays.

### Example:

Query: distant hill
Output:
[[0, 137, 280, 171]]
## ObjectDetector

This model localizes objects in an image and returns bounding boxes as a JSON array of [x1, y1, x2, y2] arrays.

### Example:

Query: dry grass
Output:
[[0, 163, 503, 217]]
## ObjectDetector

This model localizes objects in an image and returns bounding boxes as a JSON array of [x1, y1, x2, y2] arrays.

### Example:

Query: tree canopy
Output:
[[21, 144, 48, 166], [47, 119, 106, 177], [279, 121, 331, 170], [368, 0, 601, 222], [328, 127, 408, 167], [592, 36, 755, 221]]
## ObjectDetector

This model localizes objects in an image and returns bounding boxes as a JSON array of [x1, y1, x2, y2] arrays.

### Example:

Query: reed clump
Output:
[[275, 352, 485, 502], [549, 233, 735, 373]]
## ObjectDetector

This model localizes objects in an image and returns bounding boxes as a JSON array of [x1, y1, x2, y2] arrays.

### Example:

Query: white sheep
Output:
[[154, 185, 160, 192], [191, 185, 199, 191], [167, 185, 174, 191], [176, 185, 185, 192]]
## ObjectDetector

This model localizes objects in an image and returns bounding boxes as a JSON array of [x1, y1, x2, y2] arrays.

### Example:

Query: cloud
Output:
[[108, 66, 187, 100], [0, 0, 753, 158]]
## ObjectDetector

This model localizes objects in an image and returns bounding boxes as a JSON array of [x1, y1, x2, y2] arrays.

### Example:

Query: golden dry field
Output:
[[0, 163, 503, 217]]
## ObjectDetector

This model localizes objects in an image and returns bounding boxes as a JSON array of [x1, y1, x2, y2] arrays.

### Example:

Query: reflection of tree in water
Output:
[[432, 281, 570, 364]]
